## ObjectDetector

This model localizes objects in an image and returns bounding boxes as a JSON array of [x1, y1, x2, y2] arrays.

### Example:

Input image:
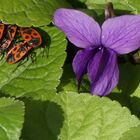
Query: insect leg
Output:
[[30, 51, 37, 64], [41, 44, 49, 59]]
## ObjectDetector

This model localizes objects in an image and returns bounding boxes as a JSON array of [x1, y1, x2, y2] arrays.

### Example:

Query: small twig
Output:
[[105, 2, 115, 20]]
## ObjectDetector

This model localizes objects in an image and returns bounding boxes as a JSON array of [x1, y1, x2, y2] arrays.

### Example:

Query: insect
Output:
[[0, 23, 42, 64], [0, 25, 17, 52], [6, 27, 42, 64], [0, 23, 5, 40]]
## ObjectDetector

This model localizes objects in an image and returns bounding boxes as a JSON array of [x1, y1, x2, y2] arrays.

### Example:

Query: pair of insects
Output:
[[0, 23, 42, 64]]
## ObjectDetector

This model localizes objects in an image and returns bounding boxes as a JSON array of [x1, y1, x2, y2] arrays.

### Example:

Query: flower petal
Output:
[[87, 49, 119, 96], [53, 8, 101, 49], [72, 48, 96, 89], [102, 15, 140, 54]]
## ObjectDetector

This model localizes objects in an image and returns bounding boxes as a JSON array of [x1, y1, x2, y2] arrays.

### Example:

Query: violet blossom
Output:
[[53, 8, 140, 96]]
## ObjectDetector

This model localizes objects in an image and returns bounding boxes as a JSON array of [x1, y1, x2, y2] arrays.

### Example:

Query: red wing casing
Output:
[[20, 27, 42, 48], [0, 23, 5, 39], [1, 25, 17, 50], [6, 42, 32, 64]]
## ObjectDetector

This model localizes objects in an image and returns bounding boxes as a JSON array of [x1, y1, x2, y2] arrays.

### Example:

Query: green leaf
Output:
[[66, 0, 87, 8], [0, 0, 71, 26], [0, 26, 67, 99], [118, 63, 140, 97], [21, 99, 57, 140], [127, 0, 140, 14], [22, 92, 140, 140], [120, 125, 140, 140], [58, 64, 89, 93], [109, 63, 140, 118], [82, 0, 134, 14], [0, 98, 24, 140]]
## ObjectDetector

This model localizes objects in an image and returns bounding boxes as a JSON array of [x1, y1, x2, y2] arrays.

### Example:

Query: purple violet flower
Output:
[[53, 8, 140, 96]]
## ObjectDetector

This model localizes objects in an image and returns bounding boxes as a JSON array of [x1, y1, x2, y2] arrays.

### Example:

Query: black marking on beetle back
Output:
[[13, 47, 18, 52], [9, 28, 14, 33], [18, 46, 26, 52], [7, 53, 15, 62], [33, 33, 37, 36], [16, 53, 21, 58], [28, 38, 39, 46], [25, 35, 30, 39]]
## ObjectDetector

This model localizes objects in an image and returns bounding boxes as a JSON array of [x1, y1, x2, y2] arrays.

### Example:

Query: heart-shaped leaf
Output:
[[0, 26, 67, 99], [120, 125, 140, 140], [21, 92, 140, 140], [0, 98, 24, 140], [0, 0, 71, 26]]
